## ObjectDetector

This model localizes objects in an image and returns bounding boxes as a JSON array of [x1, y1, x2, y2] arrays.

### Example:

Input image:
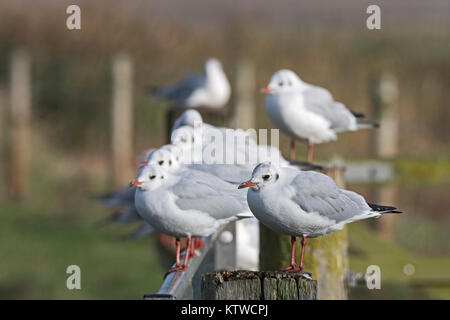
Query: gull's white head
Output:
[[170, 126, 200, 150], [146, 147, 179, 172], [172, 109, 203, 132], [205, 58, 223, 73], [160, 144, 183, 164], [261, 69, 304, 94], [130, 164, 168, 191], [238, 161, 280, 191]]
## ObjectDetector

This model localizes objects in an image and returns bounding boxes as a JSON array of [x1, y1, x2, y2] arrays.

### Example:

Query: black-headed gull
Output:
[[239, 161, 401, 271], [132, 164, 252, 274], [152, 58, 231, 109], [262, 69, 378, 162]]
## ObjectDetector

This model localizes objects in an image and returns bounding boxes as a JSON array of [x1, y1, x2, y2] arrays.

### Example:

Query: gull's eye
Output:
[[161, 175, 164, 179], [158, 160, 164, 166], [169, 160, 172, 166], [278, 81, 284, 87], [287, 80, 292, 86], [262, 175, 270, 181], [149, 175, 156, 180]]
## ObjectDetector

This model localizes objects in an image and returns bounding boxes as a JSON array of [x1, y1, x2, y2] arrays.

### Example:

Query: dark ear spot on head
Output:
[[161, 175, 164, 179]]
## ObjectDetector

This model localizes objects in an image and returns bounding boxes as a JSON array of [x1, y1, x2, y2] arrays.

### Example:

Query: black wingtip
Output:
[[368, 203, 402, 214], [351, 111, 366, 118], [289, 160, 324, 171]]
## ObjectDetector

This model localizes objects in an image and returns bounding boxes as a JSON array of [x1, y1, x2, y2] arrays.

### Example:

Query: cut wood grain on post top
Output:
[[201, 270, 317, 300]]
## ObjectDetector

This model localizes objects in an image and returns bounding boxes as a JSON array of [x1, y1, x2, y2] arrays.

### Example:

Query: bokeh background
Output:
[[0, 0, 449, 299]]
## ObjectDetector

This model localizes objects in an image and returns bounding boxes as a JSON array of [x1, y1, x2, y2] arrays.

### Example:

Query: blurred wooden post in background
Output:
[[230, 59, 259, 270], [111, 54, 134, 189], [369, 72, 399, 242], [8, 49, 31, 201], [230, 59, 255, 129], [260, 166, 349, 300]]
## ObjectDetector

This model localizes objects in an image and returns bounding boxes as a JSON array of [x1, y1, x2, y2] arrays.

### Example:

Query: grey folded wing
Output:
[[154, 73, 205, 105], [290, 171, 371, 223], [172, 179, 250, 220], [187, 163, 253, 185], [303, 85, 355, 131], [100, 187, 136, 207]]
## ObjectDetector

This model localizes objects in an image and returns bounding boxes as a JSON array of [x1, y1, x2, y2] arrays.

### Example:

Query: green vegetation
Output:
[[348, 223, 450, 300], [0, 136, 165, 299]]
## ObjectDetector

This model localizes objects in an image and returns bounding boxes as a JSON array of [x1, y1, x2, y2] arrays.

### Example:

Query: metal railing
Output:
[[144, 223, 237, 300]]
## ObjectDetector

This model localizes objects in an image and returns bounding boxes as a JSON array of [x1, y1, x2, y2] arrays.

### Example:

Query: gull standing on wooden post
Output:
[[132, 164, 253, 276], [152, 58, 231, 109], [262, 69, 378, 162], [239, 162, 401, 271]]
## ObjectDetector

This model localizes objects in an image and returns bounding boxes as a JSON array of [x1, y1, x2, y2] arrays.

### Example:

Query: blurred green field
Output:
[[0, 136, 165, 299]]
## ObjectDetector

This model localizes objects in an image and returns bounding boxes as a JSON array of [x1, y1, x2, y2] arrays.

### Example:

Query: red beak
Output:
[[129, 179, 142, 187], [260, 87, 272, 94], [238, 180, 258, 189]]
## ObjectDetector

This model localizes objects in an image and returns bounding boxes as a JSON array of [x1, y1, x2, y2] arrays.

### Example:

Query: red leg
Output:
[[189, 238, 196, 258], [281, 236, 299, 271], [182, 236, 192, 269], [299, 235, 306, 271], [290, 139, 296, 161], [307, 141, 314, 163], [164, 238, 184, 277], [194, 238, 204, 250], [181, 237, 203, 259]]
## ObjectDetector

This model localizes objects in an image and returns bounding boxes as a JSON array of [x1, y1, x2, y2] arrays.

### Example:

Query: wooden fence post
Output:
[[8, 49, 31, 201], [201, 270, 316, 300], [230, 59, 255, 130], [369, 72, 399, 242], [111, 54, 134, 189], [260, 166, 349, 300]]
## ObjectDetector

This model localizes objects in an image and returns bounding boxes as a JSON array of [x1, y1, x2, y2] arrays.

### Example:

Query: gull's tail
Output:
[[236, 211, 255, 219], [289, 160, 324, 171], [368, 203, 402, 214], [357, 121, 380, 130], [122, 223, 155, 240]]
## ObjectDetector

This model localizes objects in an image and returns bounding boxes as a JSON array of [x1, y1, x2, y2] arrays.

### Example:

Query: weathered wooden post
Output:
[[260, 166, 348, 300], [111, 53, 134, 189], [201, 271, 316, 300], [229, 59, 255, 130], [8, 49, 31, 201], [369, 72, 399, 242]]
